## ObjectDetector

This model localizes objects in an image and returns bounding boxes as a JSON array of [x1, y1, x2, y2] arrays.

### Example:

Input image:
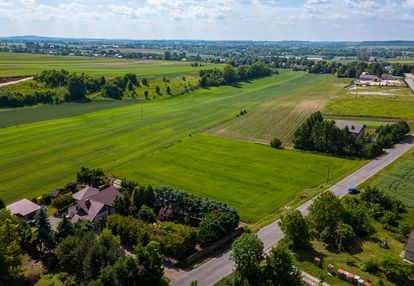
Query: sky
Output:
[[1, 0, 414, 41]]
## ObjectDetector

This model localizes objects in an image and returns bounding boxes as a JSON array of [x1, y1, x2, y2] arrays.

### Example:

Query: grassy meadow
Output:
[[324, 84, 414, 120], [117, 134, 365, 223], [0, 52, 220, 78], [207, 74, 351, 145]]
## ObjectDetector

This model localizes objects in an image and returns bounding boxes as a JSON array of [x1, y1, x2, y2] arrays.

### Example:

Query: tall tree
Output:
[[56, 216, 74, 240], [265, 244, 303, 286], [231, 233, 264, 285], [34, 208, 52, 252], [280, 210, 310, 249]]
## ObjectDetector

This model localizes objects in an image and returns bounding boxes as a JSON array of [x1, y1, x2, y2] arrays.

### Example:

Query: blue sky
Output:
[[1, 0, 414, 41]]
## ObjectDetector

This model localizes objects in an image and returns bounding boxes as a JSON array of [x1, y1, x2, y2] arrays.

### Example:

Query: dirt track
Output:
[[0, 77, 33, 87]]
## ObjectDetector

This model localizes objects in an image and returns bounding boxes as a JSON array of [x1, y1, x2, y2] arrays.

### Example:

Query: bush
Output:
[[51, 193, 74, 212], [270, 137, 282, 148], [199, 210, 236, 245], [138, 206, 156, 223]]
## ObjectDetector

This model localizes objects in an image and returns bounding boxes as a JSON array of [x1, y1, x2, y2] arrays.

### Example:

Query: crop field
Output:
[[0, 71, 362, 221], [0, 100, 143, 128], [324, 84, 414, 120], [360, 147, 414, 207], [207, 74, 350, 145], [0, 52, 220, 78], [117, 134, 365, 223], [0, 71, 308, 203]]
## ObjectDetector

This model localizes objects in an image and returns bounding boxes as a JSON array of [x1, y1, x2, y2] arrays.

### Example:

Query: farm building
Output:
[[359, 72, 380, 82], [335, 120, 366, 138], [68, 185, 122, 224], [403, 229, 414, 263], [6, 198, 40, 222]]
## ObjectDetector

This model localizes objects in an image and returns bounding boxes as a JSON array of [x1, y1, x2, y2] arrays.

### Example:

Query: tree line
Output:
[[293, 112, 410, 158], [199, 61, 274, 87]]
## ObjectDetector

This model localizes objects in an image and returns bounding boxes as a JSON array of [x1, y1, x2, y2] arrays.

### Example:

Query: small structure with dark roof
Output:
[[6, 198, 40, 222], [68, 185, 122, 224], [335, 120, 366, 138], [403, 229, 414, 263]]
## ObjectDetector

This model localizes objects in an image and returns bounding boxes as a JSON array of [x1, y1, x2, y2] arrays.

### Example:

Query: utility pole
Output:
[[141, 104, 143, 120], [326, 159, 331, 184]]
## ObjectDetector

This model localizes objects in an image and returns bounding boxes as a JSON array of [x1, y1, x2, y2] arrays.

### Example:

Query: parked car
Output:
[[348, 187, 359, 194]]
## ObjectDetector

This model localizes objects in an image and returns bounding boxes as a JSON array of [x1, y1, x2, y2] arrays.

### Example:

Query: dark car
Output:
[[348, 187, 359, 194]]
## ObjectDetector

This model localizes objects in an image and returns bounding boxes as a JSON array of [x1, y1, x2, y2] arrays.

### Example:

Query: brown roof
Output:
[[335, 120, 365, 135], [73, 186, 99, 201], [6, 198, 40, 217], [71, 185, 121, 222]]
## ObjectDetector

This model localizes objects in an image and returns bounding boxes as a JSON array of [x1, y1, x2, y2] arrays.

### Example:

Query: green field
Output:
[[0, 52, 219, 78], [116, 134, 364, 223], [360, 147, 414, 207], [0, 99, 143, 128], [0, 72, 304, 203], [207, 74, 351, 145], [324, 85, 414, 120], [0, 71, 365, 224]]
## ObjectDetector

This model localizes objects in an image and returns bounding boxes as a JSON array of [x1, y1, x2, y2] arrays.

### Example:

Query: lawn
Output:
[[0, 71, 310, 204], [324, 85, 414, 120], [207, 74, 351, 145], [360, 147, 414, 207], [0, 52, 220, 78], [116, 134, 365, 223]]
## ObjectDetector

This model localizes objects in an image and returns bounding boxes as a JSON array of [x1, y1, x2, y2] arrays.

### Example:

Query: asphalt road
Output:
[[171, 135, 414, 286]]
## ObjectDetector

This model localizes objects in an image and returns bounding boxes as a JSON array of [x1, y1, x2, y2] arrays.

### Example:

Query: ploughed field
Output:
[[117, 134, 365, 223], [0, 71, 364, 223], [0, 53, 219, 78]]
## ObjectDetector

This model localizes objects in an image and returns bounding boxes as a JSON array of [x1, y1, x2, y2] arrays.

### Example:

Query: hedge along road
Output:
[[171, 135, 414, 286], [0, 71, 307, 203]]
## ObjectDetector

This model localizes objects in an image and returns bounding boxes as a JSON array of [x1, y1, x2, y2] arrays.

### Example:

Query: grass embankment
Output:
[[207, 74, 350, 145], [0, 52, 220, 78], [117, 134, 364, 223], [361, 147, 414, 207]]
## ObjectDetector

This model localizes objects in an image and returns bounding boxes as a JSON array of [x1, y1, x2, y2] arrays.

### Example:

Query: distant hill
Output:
[[358, 41, 414, 46]]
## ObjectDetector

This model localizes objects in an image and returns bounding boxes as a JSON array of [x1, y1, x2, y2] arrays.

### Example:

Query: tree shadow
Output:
[[292, 245, 328, 266], [230, 82, 242, 88]]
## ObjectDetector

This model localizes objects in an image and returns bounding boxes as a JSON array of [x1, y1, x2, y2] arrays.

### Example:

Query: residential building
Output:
[[335, 120, 366, 138], [6, 198, 40, 222], [68, 185, 122, 224], [403, 229, 414, 263]]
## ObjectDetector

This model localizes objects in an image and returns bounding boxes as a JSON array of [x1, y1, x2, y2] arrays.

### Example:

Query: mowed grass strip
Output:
[[360, 147, 414, 207], [0, 52, 220, 78], [0, 72, 306, 203], [116, 134, 365, 223], [207, 74, 350, 145]]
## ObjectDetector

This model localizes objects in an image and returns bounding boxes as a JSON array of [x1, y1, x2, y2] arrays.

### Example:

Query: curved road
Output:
[[0, 77, 33, 87], [171, 135, 414, 286]]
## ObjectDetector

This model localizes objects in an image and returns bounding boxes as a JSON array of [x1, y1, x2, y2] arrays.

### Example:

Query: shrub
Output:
[[51, 193, 74, 212], [270, 137, 282, 149], [138, 206, 156, 223], [199, 210, 236, 245]]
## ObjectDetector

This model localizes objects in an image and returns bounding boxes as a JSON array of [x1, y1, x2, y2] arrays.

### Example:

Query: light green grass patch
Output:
[[0, 72, 308, 204], [207, 74, 350, 145], [116, 134, 365, 223], [0, 52, 221, 78]]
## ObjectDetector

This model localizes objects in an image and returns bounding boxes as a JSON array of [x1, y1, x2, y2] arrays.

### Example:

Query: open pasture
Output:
[[207, 74, 350, 145], [0, 72, 308, 204], [116, 134, 365, 223], [0, 52, 219, 78]]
